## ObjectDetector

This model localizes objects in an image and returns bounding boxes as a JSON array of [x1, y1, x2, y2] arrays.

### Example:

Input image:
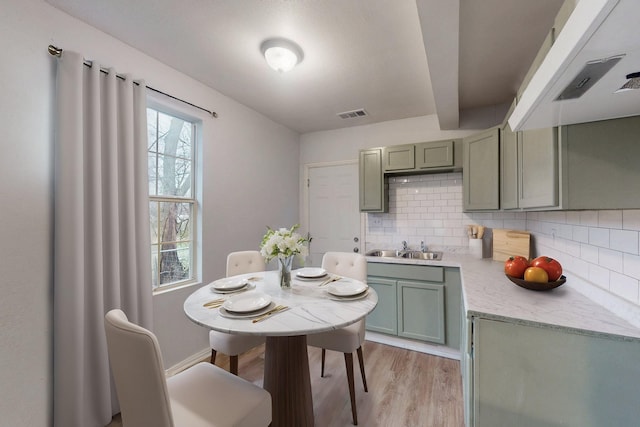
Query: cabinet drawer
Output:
[[367, 263, 444, 282], [397, 281, 445, 344]]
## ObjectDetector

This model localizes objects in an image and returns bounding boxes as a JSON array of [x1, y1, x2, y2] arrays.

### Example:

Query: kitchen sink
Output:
[[365, 249, 443, 261], [400, 250, 443, 260], [365, 249, 402, 257]]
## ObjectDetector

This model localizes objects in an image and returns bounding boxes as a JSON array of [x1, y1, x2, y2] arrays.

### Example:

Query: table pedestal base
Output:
[[263, 335, 314, 427]]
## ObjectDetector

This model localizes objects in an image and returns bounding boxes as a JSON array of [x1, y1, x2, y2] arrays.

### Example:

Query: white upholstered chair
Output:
[[210, 251, 266, 374], [306, 251, 369, 425], [104, 309, 271, 427]]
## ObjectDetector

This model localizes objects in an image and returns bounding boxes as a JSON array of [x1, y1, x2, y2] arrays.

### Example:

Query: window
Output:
[[147, 107, 197, 290]]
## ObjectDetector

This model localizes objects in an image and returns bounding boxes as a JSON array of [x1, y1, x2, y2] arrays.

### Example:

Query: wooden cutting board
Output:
[[492, 229, 531, 261]]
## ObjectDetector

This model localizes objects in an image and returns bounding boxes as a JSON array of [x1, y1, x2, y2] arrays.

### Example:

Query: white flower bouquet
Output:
[[260, 224, 309, 262]]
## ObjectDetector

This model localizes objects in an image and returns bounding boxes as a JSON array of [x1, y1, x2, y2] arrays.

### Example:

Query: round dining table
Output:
[[183, 269, 378, 427]]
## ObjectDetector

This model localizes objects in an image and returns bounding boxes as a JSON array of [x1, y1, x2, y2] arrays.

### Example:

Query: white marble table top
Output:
[[184, 270, 378, 337]]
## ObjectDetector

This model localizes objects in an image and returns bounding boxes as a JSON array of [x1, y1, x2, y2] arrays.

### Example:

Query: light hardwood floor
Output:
[[108, 340, 464, 427]]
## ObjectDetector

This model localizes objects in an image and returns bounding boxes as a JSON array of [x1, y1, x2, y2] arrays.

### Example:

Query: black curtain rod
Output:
[[48, 45, 218, 118]]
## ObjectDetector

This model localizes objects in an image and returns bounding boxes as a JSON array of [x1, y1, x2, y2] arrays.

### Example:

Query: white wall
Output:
[[300, 114, 476, 164], [0, 1, 299, 425]]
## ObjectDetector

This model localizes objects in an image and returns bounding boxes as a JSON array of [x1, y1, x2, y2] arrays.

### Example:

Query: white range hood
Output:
[[509, 0, 640, 131]]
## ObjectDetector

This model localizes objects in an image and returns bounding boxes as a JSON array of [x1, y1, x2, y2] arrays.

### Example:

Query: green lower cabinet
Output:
[[397, 280, 445, 343], [366, 277, 397, 335], [464, 317, 640, 427], [365, 262, 461, 349]]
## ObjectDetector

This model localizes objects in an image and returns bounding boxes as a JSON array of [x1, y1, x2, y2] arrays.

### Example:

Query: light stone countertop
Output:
[[366, 253, 640, 342]]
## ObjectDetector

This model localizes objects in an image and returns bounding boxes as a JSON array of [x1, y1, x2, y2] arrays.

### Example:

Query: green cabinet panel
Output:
[[415, 140, 455, 169], [397, 280, 445, 344], [461, 312, 474, 427], [463, 128, 500, 211], [562, 115, 640, 209], [359, 148, 387, 212], [519, 127, 558, 209], [382, 144, 415, 171], [500, 120, 519, 210], [365, 277, 397, 335], [471, 318, 640, 427]]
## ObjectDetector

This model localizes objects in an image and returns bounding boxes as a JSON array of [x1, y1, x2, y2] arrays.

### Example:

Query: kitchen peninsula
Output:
[[366, 252, 640, 427]]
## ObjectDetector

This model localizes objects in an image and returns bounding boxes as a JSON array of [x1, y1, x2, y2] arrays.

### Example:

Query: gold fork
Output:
[[252, 305, 289, 323], [203, 298, 226, 308]]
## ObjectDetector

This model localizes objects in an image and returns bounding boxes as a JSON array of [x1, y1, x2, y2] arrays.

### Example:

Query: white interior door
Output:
[[307, 162, 361, 267]]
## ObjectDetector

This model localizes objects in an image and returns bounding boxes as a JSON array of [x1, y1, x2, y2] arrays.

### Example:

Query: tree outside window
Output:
[[147, 107, 196, 289]]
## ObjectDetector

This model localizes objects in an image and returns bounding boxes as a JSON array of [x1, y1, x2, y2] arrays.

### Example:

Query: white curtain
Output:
[[53, 51, 153, 427]]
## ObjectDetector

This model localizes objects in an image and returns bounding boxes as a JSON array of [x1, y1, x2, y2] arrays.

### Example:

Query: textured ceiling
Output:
[[46, 0, 564, 133]]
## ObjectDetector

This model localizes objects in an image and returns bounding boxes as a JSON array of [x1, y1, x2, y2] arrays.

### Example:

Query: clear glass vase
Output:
[[278, 255, 294, 289]]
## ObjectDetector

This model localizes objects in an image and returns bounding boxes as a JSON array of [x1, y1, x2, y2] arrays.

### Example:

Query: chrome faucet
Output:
[[401, 240, 408, 251], [421, 241, 427, 252]]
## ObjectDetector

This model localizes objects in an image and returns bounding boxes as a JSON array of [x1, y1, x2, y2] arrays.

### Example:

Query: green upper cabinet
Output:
[[360, 140, 462, 212], [518, 127, 559, 209], [473, 114, 640, 212], [359, 148, 387, 212], [382, 144, 415, 171], [463, 128, 500, 211], [500, 120, 519, 210], [415, 140, 455, 169], [561, 115, 640, 209]]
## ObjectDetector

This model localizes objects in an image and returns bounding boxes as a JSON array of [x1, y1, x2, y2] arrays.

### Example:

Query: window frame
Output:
[[147, 100, 201, 292]]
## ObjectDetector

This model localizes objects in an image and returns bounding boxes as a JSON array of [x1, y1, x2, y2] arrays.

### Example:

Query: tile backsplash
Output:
[[364, 172, 525, 251], [364, 172, 640, 305]]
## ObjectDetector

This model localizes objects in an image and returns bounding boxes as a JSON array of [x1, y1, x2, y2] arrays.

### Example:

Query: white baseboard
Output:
[[366, 332, 461, 361], [165, 348, 210, 377]]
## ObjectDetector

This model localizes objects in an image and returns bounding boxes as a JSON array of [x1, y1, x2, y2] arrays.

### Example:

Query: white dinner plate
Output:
[[328, 290, 370, 301], [327, 281, 368, 297], [223, 291, 272, 313], [295, 268, 328, 279], [210, 277, 249, 291], [218, 302, 276, 319], [210, 282, 255, 294]]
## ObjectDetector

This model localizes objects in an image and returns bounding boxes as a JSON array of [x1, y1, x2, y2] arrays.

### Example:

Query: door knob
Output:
[[354, 237, 359, 242], [353, 247, 359, 253]]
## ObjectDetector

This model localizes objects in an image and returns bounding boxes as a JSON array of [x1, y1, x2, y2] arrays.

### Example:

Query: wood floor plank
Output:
[[108, 340, 464, 427]]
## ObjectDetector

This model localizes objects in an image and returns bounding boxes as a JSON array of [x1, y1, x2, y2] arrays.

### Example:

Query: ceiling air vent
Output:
[[337, 109, 368, 119]]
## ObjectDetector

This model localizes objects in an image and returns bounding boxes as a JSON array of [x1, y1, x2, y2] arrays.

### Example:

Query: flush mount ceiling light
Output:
[[616, 72, 640, 93], [260, 38, 304, 73]]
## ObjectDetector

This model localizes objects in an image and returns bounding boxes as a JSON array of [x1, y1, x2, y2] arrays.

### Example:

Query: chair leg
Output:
[[210, 349, 217, 365], [344, 353, 358, 425], [230, 355, 239, 376], [356, 346, 368, 392], [320, 348, 326, 377]]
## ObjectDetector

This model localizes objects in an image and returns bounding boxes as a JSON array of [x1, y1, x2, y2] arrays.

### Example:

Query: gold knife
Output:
[[252, 305, 288, 323], [318, 276, 341, 287], [203, 298, 226, 307]]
